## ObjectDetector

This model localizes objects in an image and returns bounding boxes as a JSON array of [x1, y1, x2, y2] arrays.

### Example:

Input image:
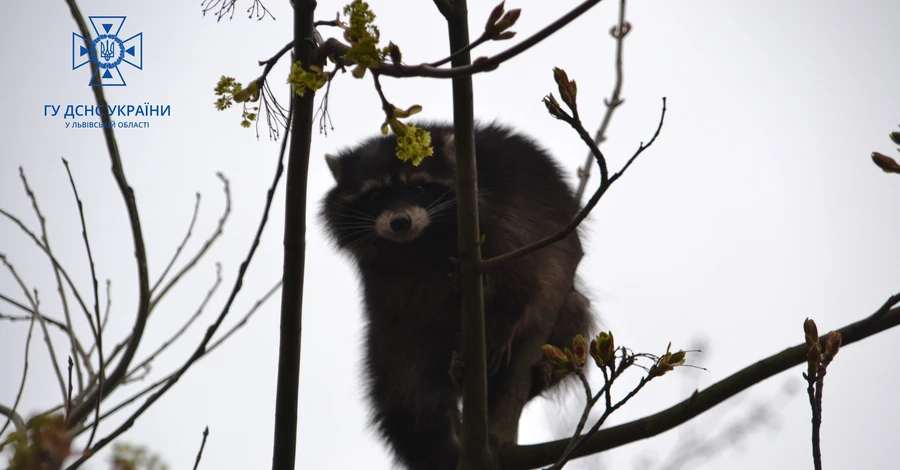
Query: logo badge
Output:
[[72, 16, 143, 86]]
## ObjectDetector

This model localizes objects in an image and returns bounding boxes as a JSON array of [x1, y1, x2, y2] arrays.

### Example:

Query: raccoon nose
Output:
[[389, 213, 412, 232]]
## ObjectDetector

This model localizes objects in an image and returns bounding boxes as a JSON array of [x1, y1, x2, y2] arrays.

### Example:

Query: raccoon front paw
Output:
[[449, 349, 465, 393], [529, 359, 555, 399]]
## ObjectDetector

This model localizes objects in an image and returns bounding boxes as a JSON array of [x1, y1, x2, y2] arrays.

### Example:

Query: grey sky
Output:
[[2, 0, 899, 469]]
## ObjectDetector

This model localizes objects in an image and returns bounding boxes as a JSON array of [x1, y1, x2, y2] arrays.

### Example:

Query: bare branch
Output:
[[201, 0, 274, 22], [18, 167, 89, 390], [1, 310, 69, 333], [150, 173, 231, 313], [439, 2, 493, 469], [503, 293, 900, 469], [73, 280, 282, 436], [481, 97, 666, 269], [0, 308, 36, 440], [0, 404, 26, 440], [151, 192, 201, 295], [192, 427, 210, 470], [64, 0, 152, 429], [61, 158, 105, 450], [270, 0, 317, 466], [1, 255, 67, 404], [64, 100, 292, 468], [574, 0, 629, 201], [0, 207, 96, 331], [126, 263, 224, 381]]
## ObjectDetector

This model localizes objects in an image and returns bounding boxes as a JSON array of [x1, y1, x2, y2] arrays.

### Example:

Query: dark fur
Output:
[[319, 122, 595, 470]]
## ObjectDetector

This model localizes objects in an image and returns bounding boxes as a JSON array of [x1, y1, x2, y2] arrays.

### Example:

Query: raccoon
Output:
[[319, 122, 595, 470]]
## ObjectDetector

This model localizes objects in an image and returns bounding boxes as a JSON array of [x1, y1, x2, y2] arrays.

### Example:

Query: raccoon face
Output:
[[354, 180, 454, 244], [320, 140, 458, 250]]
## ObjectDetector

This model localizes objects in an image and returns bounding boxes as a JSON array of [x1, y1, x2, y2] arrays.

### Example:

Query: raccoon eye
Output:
[[412, 185, 425, 195], [370, 191, 383, 201]]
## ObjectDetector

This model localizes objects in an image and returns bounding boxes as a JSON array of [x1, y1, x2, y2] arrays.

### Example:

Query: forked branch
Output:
[[481, 97, 667, 269], [503, 293, 900, 469]]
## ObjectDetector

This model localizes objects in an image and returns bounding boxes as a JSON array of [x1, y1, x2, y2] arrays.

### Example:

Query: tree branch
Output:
[[310, 0, 605, 80], [0, 309, 36, 440], [481, 97, 666, 269], [271, 0, 315, 466], [18, 167, 89, 390], [574, 0, 629, 202], [151, 192, 201, 295], [150, 173, 231, 313], [72, 280, 281, 437], [192, 426, 210, 470], [439, 1, 493, 469], [61, 158, 105, 450], [64, 102, 290, 469], [0, 256, 68, 405], [126, 263, 223, 382], [502, 294, 900, 469], [64, 0, 152, 429]]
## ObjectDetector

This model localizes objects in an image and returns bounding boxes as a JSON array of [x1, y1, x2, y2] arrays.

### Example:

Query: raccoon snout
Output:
[[389, 213, 412, 232]]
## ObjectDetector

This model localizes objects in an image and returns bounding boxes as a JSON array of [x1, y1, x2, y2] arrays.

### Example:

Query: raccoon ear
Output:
[[325, 154, 342, 182], [442, 132, 456, 166]]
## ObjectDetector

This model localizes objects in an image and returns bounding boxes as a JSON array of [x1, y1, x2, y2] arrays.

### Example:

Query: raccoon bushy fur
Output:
[[320, 122, 595, 470]]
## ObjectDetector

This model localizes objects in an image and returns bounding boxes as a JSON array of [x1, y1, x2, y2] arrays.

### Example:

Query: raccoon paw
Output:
[[529, 359, 555, 399], [449, 349, 466, 393]]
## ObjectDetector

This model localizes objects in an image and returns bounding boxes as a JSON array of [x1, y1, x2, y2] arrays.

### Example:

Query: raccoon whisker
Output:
[[344, 232, 379, 250], [340, 233, 377, 249], [331, 221, 377, 228], [424, 188, 456, 211], [330, 202, 378, 221]]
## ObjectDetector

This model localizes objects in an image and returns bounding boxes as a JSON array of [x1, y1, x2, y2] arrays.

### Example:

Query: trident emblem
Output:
[[99, 39, 116, 62]]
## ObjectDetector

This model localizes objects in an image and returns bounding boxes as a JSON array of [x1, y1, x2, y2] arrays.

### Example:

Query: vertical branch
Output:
[[271, 2, 315, 469], [64, 0, 152, 428], [437, 1, 492, 469], [574, 0, 629, 202]]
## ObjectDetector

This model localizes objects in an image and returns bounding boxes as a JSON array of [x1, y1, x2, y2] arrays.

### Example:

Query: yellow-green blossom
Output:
[[287, 62, 328, 97], [396, 124, 433, 166]]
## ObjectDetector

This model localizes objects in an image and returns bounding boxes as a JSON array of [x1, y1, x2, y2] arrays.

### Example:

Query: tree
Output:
[[2, 0, 899, 469]]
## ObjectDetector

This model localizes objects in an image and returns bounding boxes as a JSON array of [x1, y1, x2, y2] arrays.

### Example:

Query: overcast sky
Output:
[[2, 0, 900, 469]]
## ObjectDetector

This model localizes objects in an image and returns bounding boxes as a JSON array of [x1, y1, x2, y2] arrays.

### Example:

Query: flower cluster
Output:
[[213, 76, 260, 128]]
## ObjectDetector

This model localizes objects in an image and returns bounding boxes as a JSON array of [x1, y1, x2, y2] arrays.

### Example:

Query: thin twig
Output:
[[0, 292, 33, 315], [73, 280, 282, 436], [150, 173, 231, 312], [126, 263, 224, 381], [1, 310, 69, 332], [66, 0, 152, 429], [482, 97, 666, 269], [65, 101, 292, 468], [427, 32, 491, 68], [192, 427, 210, 470], [806, 371, 823, 470], [18, 167, 90, 390], [0, 307, 36, 440], [308, 0, 606, 79], [151, 193, 201, 295], [66, 357, 74, 426], [574, 0, 629, 202], [32, 290, 70, 404], [0, 255, 68, 403], [0, 208, 96, 330], [61, 158, 105, 449], [0, 404, 26, 441]]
